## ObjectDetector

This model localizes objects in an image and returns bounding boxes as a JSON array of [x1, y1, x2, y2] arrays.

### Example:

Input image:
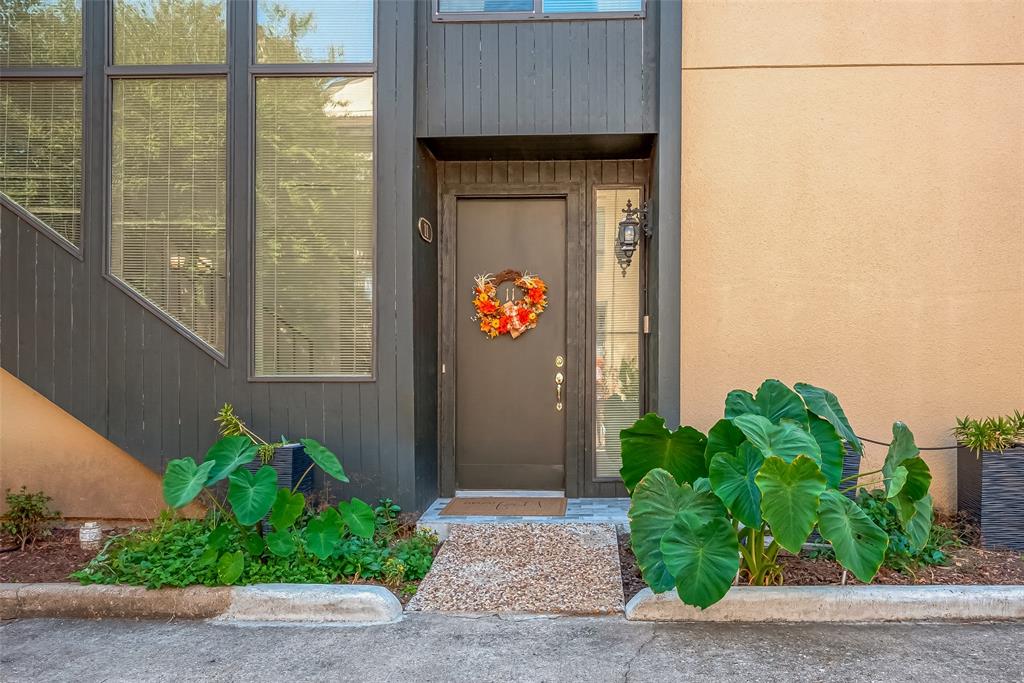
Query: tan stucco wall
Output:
[[0, 369, 182, 521], [680, 1, 1024, 511]]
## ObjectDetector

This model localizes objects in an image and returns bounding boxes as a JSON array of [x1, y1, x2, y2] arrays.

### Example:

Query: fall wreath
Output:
[[472, 269, 548, 339]]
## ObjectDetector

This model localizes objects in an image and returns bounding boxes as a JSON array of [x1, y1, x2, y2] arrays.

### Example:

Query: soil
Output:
[[618, 521, 1024, 600], [0, 528, 119, 583]]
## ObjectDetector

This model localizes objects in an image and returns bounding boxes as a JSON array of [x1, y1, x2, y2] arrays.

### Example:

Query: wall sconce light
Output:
[[616, 198, 650, 276]]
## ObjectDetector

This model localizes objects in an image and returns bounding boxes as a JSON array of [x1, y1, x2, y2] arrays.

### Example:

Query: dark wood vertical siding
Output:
[[434, 159, 649, 497], [416, 3, 656, 137], [0, 0, 429, 511]]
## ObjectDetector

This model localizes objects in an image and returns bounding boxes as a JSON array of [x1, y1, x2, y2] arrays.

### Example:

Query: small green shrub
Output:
[[954, 412, 1024, 456], [855, 488, 961, 573], [2, 487, 60, 551]]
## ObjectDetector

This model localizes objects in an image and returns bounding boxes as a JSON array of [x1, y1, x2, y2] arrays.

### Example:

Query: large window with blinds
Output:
[[108, 0, 228, 355], [252, 1, 375, 378], [594, 187, 642, 479], [0, 0, 83, 249]]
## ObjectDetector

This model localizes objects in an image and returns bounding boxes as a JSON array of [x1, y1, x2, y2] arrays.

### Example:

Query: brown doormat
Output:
[[441, 497, 567, 517]]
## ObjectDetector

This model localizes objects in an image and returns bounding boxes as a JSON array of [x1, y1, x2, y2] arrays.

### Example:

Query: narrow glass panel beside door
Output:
[[594, 187, 642, 479]]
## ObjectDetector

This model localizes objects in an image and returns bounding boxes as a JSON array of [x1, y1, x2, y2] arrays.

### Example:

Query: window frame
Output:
[[102, 0, 232, 364], [433, 0, 645, 22], [247, 1, 378, 382], [0, 6, 86, 259]]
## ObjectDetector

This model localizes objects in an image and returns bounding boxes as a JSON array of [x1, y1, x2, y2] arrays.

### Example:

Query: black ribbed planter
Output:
[[243, 443, 314, 495], [957, 445, 1024, 551]]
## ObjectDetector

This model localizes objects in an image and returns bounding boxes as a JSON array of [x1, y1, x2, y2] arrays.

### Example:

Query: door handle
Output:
[[555, 372, 564, 412]]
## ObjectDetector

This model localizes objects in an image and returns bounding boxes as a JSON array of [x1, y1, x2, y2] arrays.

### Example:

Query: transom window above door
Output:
[[435, 0, 644, 21]]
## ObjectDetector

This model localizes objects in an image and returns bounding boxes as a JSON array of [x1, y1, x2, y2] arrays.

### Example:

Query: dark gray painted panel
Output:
[[416, 7, 655, 137], [0, 0, 430, 511]]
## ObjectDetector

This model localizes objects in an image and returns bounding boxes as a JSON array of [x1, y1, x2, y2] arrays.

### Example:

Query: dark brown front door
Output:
[[454, 197, 567, 490]]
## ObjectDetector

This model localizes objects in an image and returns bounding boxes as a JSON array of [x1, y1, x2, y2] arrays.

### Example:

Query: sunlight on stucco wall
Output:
[[0, 369, 200, 521], [679, 1, 1024, 511]]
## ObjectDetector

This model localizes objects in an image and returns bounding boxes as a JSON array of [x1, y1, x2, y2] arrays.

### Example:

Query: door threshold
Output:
[[454, 489, 566, 498]]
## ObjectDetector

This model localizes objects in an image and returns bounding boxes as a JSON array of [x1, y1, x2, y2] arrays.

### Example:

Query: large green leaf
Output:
[[163, 457, 216, 508], [304, 508, 344, 560], [217, 550, 245, 585], [269, 488, 305, 531], [203, 435, 259, 485], [705, 419, 745, 467], [628, 469, 725, 593], [266, 529, 297, 558], [299, 438, 349, 483], [808, 413, 844, 488], [724, 390, 758, 420], [661, 513, 739, 609], [620, 413, 708, 493], [817, 489, 888, 582], [206, 524, 232, 551], [755, 455, 826, 553], [227, 466, 278, 526], [709, 443, 764, 527], [726, 380, 809, 428], [904, 494, 934, 551], [881, 422, 920, 488], [881, 423, 932, 518], [733, 414, 822, 465], [339, 497, 376, 539], [794, 383, 863, 454]]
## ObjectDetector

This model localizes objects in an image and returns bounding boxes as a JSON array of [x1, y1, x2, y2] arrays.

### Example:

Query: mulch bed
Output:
[[0, 528, 121, 583], [618, 523, 1024, 602]]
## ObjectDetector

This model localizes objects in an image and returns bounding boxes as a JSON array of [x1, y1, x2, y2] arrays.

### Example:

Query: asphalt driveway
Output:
[[1, 614, 1020, 682]]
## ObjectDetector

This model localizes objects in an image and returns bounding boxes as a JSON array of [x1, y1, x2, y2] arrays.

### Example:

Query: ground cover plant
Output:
[[72, 436, 436, 590], [621, 379, 935, 608]]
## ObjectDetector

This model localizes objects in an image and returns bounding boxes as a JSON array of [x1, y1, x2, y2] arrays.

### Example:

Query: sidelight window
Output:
[[594, 187, 642, 479]]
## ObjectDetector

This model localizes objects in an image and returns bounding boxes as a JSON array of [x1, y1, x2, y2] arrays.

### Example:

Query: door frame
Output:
[[438, 182, 585, 497]]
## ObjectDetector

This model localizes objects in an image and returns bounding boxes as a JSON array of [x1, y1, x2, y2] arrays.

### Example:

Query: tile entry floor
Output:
[[417, 497, 630, 540]]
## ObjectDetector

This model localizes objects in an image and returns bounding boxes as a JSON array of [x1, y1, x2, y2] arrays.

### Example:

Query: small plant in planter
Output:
[[215, 403, 314, 494], [955, 411, 1024, 550], [621, 379, 935, 609]]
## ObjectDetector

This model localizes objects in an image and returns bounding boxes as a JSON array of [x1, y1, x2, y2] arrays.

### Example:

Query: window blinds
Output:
[[253, 76, 374, 377], [110, 78, 227, 353], [0, 79, 82, 246]]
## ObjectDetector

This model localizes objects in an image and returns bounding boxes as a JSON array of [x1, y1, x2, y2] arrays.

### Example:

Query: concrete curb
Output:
[[625, 585, 1024, 623], [0, 583, 402, 624]]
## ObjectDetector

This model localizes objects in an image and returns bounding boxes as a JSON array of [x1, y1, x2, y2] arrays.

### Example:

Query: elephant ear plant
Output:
[[622, 379, 934, 609], [162, 436, 375, 584]]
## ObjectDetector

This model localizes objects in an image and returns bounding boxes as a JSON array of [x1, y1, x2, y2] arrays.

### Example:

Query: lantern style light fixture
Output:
[[616, 198, 650, 276]]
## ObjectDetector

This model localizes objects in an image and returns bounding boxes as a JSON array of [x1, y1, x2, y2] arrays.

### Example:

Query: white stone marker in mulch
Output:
[[407, 523, 623, 615]]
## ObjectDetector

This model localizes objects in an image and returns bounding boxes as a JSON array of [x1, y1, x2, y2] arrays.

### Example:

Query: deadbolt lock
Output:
[[555, 355, 564, 368]]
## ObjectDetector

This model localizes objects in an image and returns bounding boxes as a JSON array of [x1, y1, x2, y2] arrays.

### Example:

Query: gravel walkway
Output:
[[407, 523, 623, 615]]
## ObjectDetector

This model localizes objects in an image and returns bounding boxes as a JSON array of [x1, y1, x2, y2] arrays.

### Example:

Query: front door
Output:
[[454, 197, 567, 490]]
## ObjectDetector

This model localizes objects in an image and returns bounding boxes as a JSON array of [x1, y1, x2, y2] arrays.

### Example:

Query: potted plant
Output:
[[215, 404, 314, 495], [955, 411, 1024, 550]]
